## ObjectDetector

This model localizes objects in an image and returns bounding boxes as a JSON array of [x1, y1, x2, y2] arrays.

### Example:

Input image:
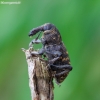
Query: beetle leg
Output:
[[49, 57, 60, 64], [29, 39, 41, 47], [50, 64, 72, 71], [38, 47, 45, 55], [45, 50, 62, 57], [31, 47, 45, 55], [45, 50, 62, 64], [55, 70, 69, 77]]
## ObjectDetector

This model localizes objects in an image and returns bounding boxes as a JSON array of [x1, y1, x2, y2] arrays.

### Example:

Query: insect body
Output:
[[29, 23, 72, 84]]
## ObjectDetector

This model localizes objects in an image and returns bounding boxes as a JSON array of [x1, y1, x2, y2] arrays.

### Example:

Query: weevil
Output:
[[29, 23, 72, 84]]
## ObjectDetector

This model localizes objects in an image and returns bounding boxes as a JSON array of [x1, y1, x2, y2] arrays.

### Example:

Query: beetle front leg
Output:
[[29, 39, 41, 47]]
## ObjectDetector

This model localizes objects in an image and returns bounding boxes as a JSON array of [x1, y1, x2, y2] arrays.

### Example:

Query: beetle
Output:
[[29, 23, 72, 84]]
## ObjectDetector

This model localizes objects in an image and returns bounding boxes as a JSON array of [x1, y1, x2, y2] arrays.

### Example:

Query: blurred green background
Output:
[[0, 0, 100, 100]]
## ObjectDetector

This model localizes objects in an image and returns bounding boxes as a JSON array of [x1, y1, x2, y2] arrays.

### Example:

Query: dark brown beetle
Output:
[[29, 23, 72, 84]]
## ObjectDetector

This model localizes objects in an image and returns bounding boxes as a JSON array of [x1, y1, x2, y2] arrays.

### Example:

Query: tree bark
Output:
[[22, 47, 54, 100]]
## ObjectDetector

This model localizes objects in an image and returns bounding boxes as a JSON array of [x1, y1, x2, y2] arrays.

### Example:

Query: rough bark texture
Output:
[[22, 47, 54, 100]]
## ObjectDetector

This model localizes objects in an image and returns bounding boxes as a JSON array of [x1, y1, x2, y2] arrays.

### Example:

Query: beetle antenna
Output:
[[35, 32, 41, 40]]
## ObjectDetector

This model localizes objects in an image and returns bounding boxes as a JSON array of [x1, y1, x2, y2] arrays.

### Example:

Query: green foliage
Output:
[[0, 0, 100, 100]]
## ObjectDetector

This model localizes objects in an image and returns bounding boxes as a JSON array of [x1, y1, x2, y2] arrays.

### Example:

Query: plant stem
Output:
[[22, 47, 54, 100]]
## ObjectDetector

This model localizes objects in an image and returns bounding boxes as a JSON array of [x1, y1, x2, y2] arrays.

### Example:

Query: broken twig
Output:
[[22, 47, 54, 100]]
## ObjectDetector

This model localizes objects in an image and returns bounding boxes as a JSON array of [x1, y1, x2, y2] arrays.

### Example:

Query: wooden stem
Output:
[[22, 47, 54, 100]]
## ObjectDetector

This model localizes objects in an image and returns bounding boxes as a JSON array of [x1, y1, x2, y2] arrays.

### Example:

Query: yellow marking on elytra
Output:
[[62, 57, 69, 61], [68, 62, 71, 64], [65, 57, 68, 61], [61, 76, 64, 79], [62, 58, 66, 61], [58, 35, 60, 38], [51, 28, 55, 33]]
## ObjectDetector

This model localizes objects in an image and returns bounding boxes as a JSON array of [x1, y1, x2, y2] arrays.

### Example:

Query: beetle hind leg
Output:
[[50, 64, 72, 71]]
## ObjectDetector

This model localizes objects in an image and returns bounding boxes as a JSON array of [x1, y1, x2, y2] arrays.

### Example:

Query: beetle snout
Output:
[[28, 29, 37, 37], [29, 30, 33, 37]]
